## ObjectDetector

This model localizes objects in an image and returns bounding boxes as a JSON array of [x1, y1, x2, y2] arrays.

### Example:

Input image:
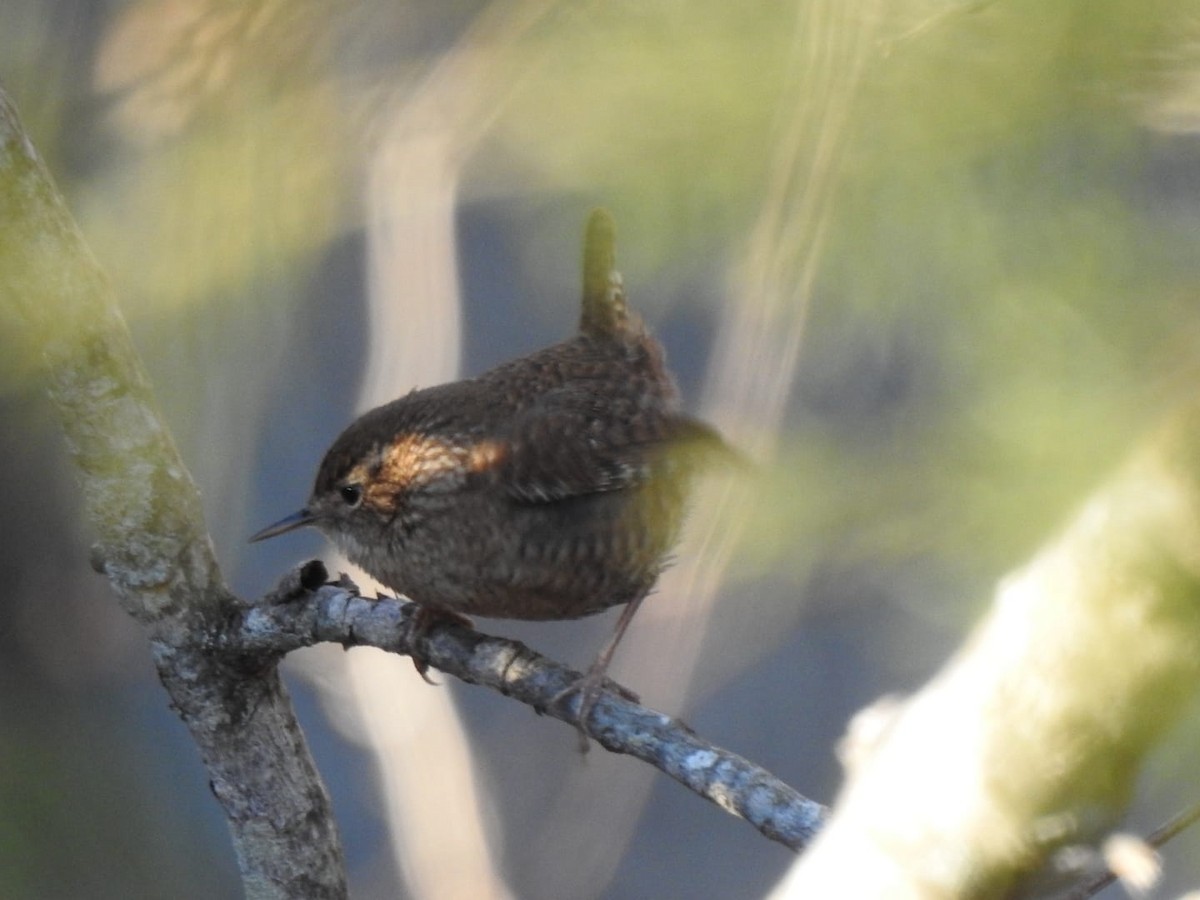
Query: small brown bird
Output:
[[252, 209, 727, 740]]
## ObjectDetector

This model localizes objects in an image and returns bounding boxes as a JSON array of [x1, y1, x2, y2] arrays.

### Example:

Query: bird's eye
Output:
[[339, 483, 363, 507]]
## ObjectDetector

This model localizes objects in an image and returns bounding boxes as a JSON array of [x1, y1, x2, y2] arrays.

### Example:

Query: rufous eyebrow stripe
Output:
[[345, 434, 509, 497]]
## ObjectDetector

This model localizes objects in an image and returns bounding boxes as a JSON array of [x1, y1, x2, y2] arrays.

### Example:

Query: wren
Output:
[[252, 209, 727, 742]]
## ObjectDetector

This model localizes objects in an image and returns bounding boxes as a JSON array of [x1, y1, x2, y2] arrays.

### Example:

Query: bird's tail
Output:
[[579, 208, 634, 339]]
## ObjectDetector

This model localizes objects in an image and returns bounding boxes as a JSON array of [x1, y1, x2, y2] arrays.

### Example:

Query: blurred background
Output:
[[5, 0, 1200, 897]]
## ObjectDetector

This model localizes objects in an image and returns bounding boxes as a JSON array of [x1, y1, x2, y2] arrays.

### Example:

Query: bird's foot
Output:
[[407, 604, 473, 685], [551, 595, 646, 751], [551, 664, 640, 753]]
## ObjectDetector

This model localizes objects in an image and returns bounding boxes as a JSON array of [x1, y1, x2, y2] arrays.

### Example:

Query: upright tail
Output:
[[579, 208, 632, 339]]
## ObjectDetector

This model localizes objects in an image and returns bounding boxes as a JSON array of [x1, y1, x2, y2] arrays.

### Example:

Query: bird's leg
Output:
[[554, 594, 645, 751], [407, 602, 473, 684]]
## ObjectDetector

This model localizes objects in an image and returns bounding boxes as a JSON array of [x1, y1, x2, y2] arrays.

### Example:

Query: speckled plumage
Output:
[[253, 211, 726, 722], [308, 321, 712, 620]]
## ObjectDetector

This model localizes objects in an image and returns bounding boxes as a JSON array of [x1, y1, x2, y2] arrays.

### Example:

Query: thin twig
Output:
[[1064, 800, 1200, 899], [235, 567, 829, 852]]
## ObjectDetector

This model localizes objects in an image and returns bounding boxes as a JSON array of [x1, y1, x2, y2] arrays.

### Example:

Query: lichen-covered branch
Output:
[[237, 564, 828, 852], [0, 86, 348, 900], [773, 409, 1200, 897]]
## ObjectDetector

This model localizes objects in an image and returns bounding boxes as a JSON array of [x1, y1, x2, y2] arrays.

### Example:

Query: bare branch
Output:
[[235, 568, 828, 852]]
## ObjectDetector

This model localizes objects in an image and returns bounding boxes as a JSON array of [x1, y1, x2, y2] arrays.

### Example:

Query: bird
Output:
[[251, 208, 728, 744]]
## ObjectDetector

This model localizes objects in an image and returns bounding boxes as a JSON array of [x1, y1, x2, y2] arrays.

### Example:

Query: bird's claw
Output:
[[407, 604, 473, 686], [551, 671, 640, 753], [412, 655, 438, 685]]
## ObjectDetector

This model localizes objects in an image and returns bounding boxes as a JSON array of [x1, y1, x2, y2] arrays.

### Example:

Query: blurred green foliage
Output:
[[4, 0, 1199, 601], [488, 0, 1200, 596], [2, 0, 1197, 640], [6, 0, 1200, 893]]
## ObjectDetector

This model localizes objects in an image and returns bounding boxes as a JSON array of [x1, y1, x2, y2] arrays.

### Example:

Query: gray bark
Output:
[[0, 86, 348, 900]]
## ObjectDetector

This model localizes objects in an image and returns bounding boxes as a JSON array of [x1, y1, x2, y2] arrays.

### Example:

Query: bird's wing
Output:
[[495, 386, 726, 504]]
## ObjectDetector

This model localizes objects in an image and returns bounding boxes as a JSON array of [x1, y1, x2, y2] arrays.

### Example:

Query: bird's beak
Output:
[[249, 509, 317, 543]]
